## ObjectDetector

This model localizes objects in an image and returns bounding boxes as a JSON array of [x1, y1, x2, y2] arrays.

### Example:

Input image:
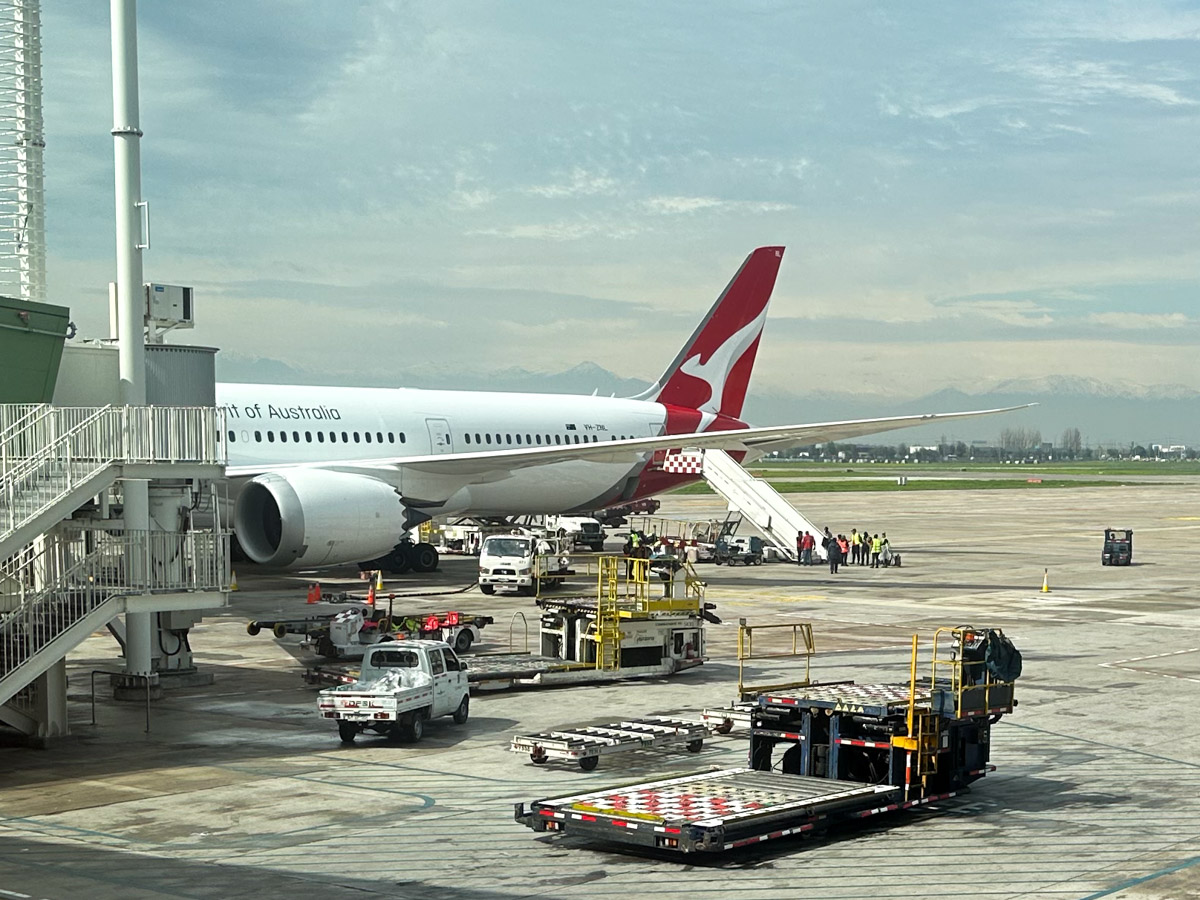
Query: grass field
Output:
[[746, 460, 1200, 478], [672, 477, 1151, 495]]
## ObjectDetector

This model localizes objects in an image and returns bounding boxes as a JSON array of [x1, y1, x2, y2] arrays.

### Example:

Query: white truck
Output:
[[478, 532, 572, 595], [317, 640, 470, 744], [545, 515, 607, 552]]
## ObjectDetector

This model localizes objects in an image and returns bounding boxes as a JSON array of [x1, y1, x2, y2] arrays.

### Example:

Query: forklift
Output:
[[1101, 528, 1133, 565]]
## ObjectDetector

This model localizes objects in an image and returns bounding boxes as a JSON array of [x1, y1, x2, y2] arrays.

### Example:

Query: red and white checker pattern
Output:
[[662, 451, 705, 475]]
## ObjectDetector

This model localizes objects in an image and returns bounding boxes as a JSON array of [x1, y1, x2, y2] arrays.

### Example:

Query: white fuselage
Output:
[[216, 383, 670, 515]]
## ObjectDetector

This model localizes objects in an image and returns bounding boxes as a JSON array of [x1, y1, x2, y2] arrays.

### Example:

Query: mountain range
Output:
[[216, 355, 1200, 448]]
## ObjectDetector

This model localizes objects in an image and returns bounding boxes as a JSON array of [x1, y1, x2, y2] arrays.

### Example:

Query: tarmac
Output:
[[1, 481, 1198, 900]]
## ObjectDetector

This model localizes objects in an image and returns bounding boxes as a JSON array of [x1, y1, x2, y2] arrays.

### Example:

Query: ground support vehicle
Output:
[[511, 716, 711, 770], [478, 532, 574, 595], [317, 640, 470, 744], [307, 555, 713, 692], [1102, 528, 1133, 565], [515, 626, 1021, 856], [714, 535, 763, 566], [249, 602, 492, 657], [546, 516, 608, 552]]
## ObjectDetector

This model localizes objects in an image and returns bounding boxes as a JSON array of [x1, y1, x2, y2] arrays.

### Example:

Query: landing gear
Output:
[[410, 542, 439, 573], [386, 544, 413, 575]]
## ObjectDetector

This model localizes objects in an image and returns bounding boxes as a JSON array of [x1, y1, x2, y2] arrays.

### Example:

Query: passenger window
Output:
[[279, 431, 287, 443], [254, 431, 262, 442], [267, 431, 275, 442], [388, 432, 395, 443], [495, 434, 501, 444], [305, 431, 312, 442], [353, 432, 360, 443], [342, 431, 349, 442], [329, 432, 337, 443], [443, 648, 461, 671], [429, 650, 445, 675], [515, 434, 522, 445], [535, 435, 542, 445], [377, 432, 383, 443], [317, 432, 325, 443], [526, 434, 532, 444], [364, 432, 372, 443], [573, 435, 580, 444], [293, 431, 300, 442], [400, 432, 406, 443], [375, 650, 419, 668], [475, 433, 481, 444], [227, 430, 236, 443], [485, 434, 492, 444], [506, 434, 512, 445], [465, 434, 472, 444]]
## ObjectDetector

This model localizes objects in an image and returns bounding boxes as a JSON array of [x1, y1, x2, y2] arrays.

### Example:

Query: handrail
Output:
[[735, 619, 815, 699], [0, 530, 230, 684]]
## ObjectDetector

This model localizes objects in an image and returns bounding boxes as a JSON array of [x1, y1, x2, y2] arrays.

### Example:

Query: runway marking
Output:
[[0, 889, 32, 899], [1100, 647, 1200, 684]]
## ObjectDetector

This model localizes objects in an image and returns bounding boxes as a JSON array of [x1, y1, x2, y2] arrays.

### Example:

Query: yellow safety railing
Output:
[[595, 556, 622, 670], [735, 620, 815, 700], [930, 626, 1016, 719]]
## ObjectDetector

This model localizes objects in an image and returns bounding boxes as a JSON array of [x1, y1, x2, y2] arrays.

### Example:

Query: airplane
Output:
[[216, 246, 1024, 574]]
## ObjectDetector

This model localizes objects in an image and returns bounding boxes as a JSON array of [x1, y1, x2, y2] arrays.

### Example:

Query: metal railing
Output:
[[736, 619, 815, 700], [0, 404, 226, 546], [0, 529, 230, 682]]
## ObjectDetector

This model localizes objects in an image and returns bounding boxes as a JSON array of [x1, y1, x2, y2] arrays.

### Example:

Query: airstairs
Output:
[[663, 449, 826, 562], [0, 403, 227, 736]]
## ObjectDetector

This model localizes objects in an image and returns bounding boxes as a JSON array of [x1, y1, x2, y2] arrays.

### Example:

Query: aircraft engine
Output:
[[233, 470, 407, 568]]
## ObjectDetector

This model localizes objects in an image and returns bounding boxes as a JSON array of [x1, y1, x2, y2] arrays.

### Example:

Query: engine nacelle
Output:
[[234, 470, 407, 568]]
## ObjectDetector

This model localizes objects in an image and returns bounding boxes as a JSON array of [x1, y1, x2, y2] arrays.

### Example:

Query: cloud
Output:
[[1087, 311, 1192, 329]]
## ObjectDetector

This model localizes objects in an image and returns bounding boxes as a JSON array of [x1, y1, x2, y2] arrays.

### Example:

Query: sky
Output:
[[33, 1, 1200, 406]]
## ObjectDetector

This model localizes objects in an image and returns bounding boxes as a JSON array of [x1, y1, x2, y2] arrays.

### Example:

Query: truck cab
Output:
[[478, 532, 570, 595], [546, 515, 607, 552]]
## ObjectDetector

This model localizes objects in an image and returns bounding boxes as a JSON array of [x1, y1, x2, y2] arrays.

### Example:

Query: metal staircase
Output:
[[0, 528, 229, 705], [0, 404, 223, 561], [0, 403, 228, 733], [667, 449, 826, 561]]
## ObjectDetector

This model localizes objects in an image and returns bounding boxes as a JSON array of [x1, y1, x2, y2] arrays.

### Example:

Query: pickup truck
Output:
[[317, 640, 470, 744]]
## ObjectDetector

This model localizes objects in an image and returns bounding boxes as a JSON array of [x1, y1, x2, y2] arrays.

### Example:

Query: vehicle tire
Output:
[[454, 629, 473, 653], [410, 543, 439, 573], [272, 623, 288, 639], [452, 695, 469, 725], [530, 747, 548, 764], [337, 721, 358, 744], [714, 559, 724, 566], [687, 739, 704, 753], [480, 584, 495, 595], [316, 635, 338, 659], [579, 756, 599, 771], [246, 622, 261, 636], [406, 710, 426, 743], [715, 720, 734, 735], [386, 544, 412, 575]]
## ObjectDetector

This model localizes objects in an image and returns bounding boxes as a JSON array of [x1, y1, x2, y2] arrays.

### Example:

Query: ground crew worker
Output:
[[870, 533, 883, 568], [800, 531, 814, 566], [828, 535, 842, 574], [850, 529, 861, 565], [796, 531, 804, 566]]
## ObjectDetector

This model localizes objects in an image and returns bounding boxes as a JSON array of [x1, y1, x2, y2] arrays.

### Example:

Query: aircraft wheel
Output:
[[411, 543, 439, 573], [386, 544, 413, 575]]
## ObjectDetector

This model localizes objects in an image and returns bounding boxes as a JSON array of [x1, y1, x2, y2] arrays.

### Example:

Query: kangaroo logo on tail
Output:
[[642, 246, 784, 428]]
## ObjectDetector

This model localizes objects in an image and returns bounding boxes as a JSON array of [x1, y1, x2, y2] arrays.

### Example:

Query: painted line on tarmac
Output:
[[1100, 647, 1200, 685], [1079, 853, 1200, 899]]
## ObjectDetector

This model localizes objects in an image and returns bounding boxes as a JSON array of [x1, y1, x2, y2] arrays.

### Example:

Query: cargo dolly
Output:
[[511, 716, 711, 770], [516, 624, 1022, 856]]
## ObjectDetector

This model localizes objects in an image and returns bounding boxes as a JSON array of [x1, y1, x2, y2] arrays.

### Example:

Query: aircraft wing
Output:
[[225, 405, 1031, 481]]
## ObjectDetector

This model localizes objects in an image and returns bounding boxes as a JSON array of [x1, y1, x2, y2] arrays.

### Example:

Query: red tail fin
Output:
[[647, 246, 784, 428]]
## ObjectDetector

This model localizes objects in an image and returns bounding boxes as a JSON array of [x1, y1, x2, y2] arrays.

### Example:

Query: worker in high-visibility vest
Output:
[[870, 533, 884, 568], [850, 529, 863, 565]]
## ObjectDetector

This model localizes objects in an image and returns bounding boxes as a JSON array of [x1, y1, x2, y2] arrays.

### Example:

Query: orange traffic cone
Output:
[[1041, 569, 1051, 593], [367, 582, 376, 607]]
